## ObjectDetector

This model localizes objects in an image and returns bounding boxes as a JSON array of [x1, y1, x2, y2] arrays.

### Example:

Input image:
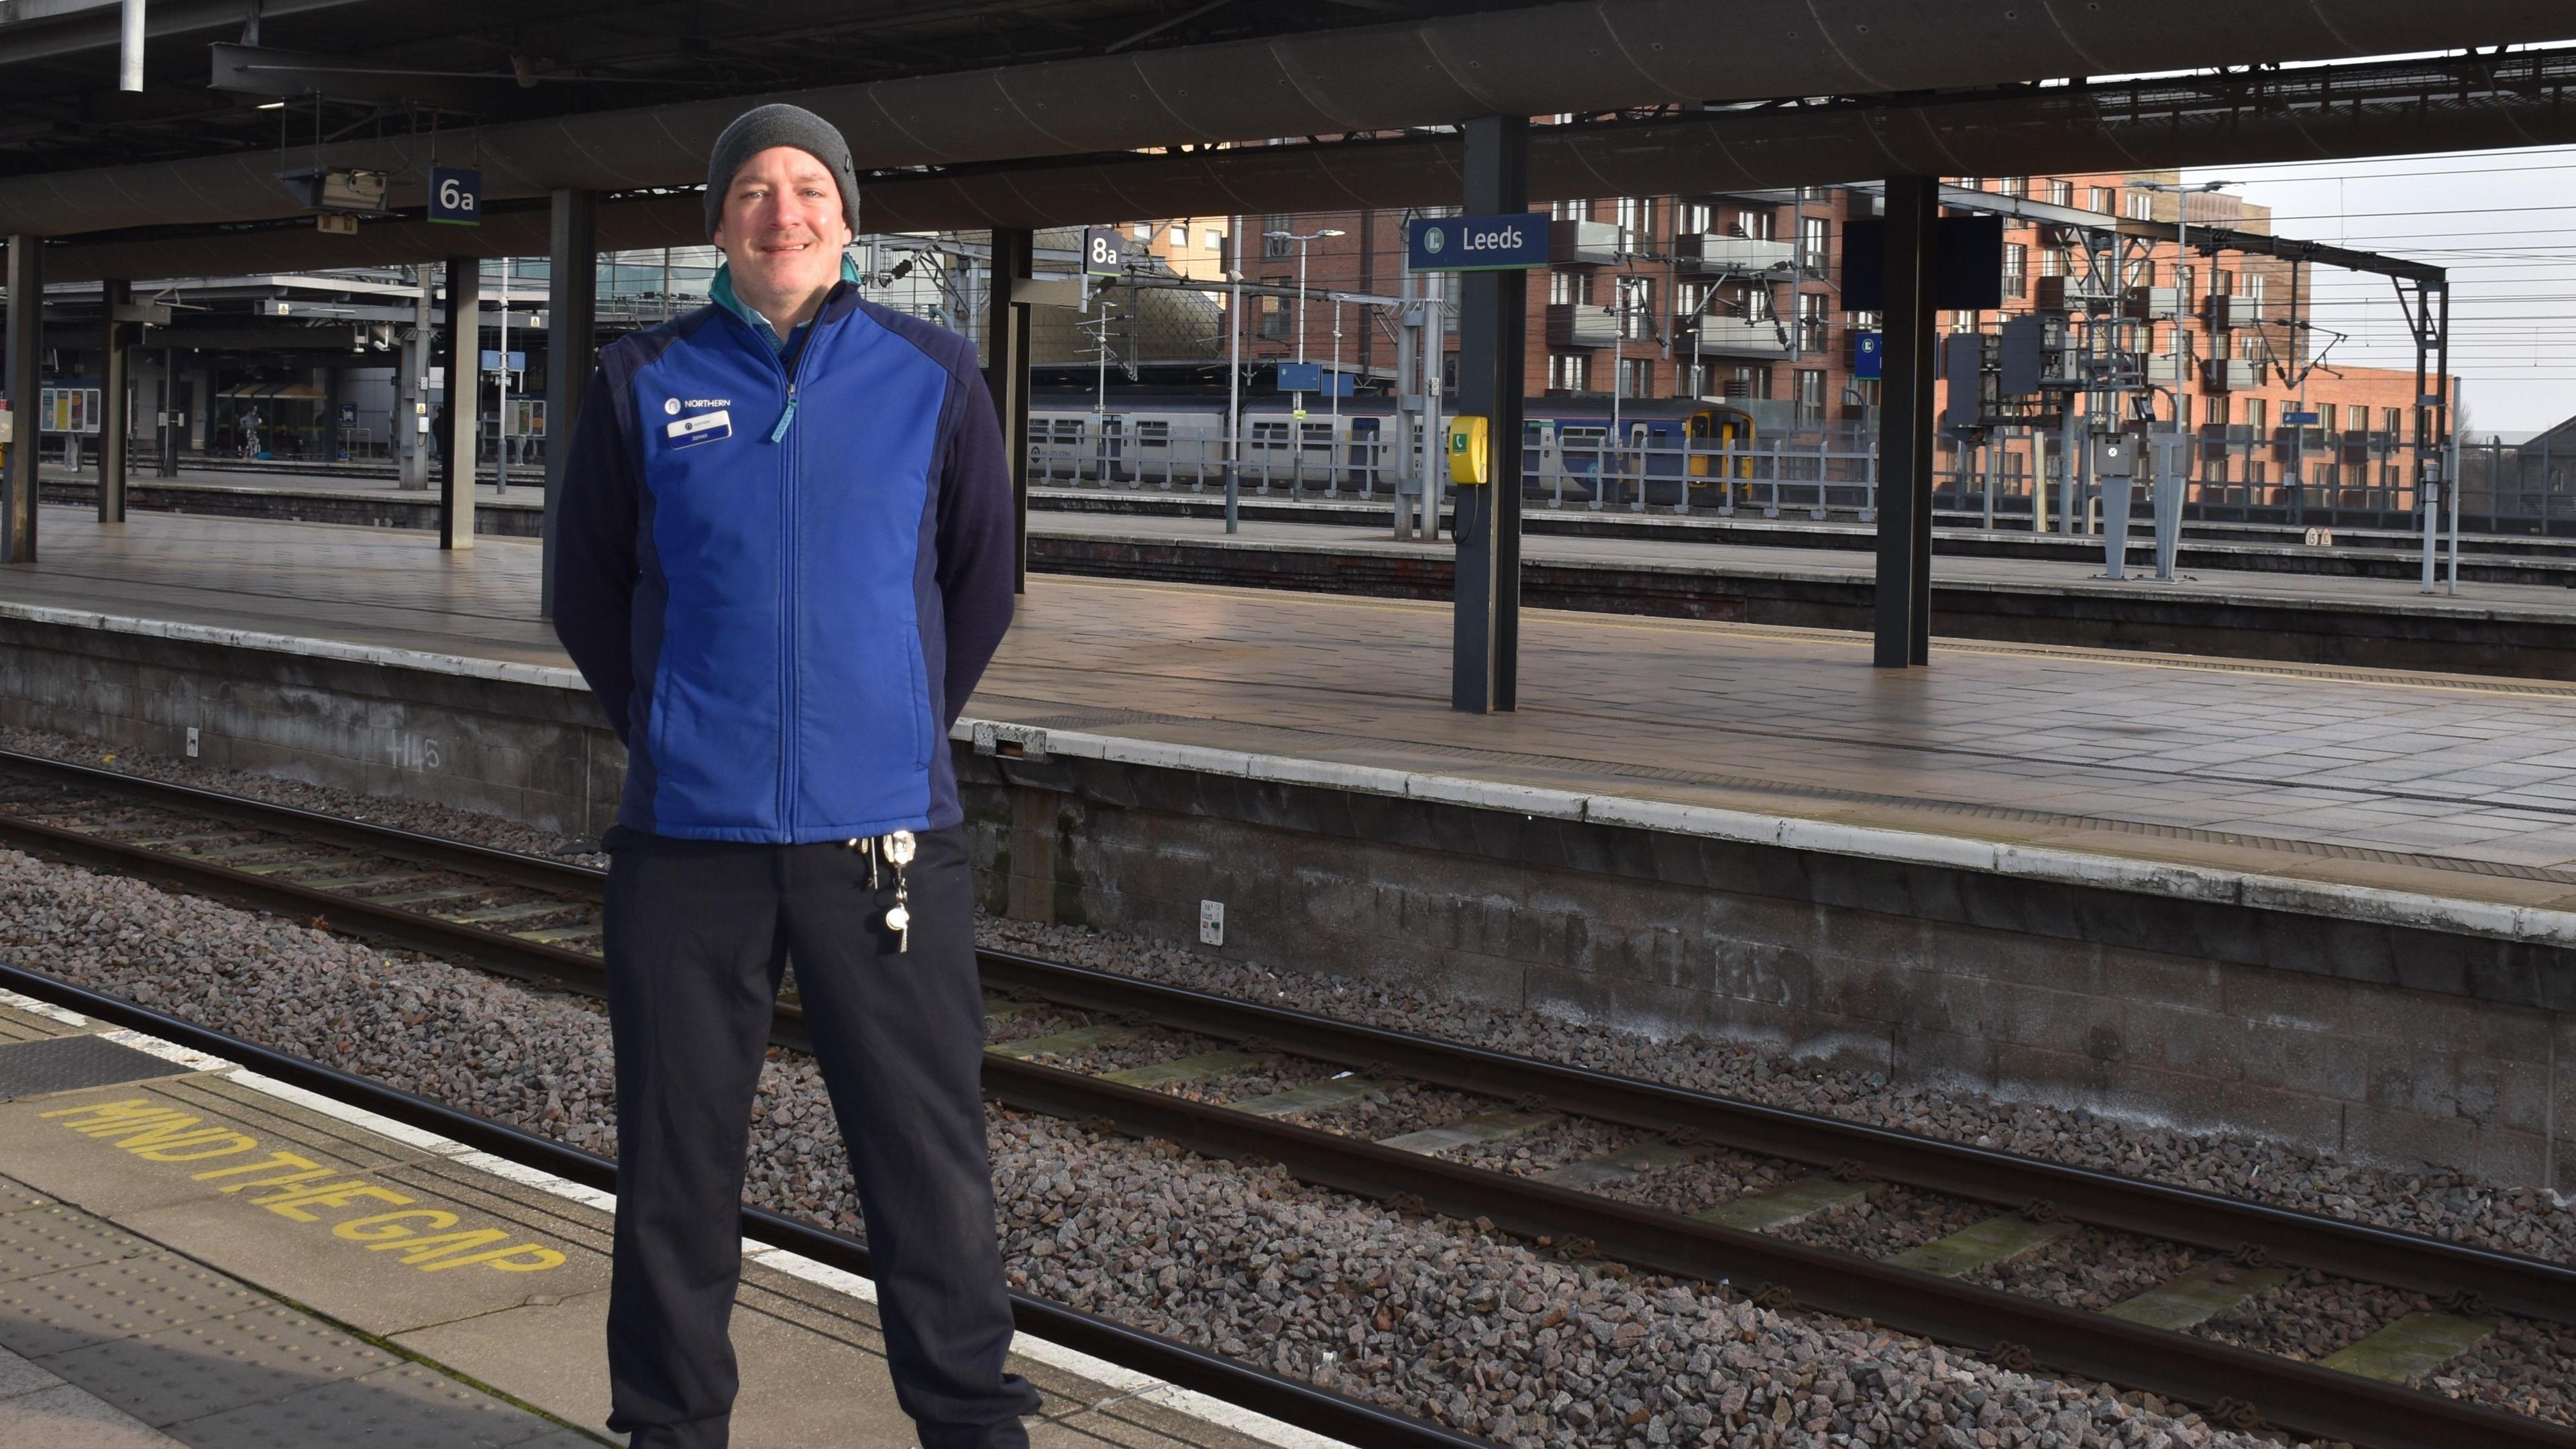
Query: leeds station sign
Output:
[[1405, 213, 1550, 272]]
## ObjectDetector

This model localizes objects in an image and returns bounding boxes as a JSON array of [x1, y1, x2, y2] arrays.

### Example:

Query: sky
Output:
[[2184, 145, 2576, 439]]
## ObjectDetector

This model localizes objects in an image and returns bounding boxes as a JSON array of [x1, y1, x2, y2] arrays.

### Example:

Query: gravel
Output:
[[0, 845, 2308, 1448], [983, 918, 2576, 1267]]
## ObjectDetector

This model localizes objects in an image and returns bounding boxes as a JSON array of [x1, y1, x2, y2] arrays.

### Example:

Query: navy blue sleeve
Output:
[[550, 366, 641, 740], [934, 364, 1017, 728]]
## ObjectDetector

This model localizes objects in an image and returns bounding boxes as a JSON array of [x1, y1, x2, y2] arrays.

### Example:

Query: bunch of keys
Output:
[[881, 829, 916, 952], [845, 830, 918, 953]]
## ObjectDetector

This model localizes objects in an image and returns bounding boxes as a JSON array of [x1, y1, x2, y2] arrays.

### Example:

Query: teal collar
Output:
[[710, 254, 863, 354]]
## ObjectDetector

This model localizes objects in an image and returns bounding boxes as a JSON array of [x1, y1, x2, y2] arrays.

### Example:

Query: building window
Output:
[[1548, 353, 1591, 392], [2320, 402, 2338, 433], [1204, 229, 1224, 250], [2002, 243, 2027, 299], [1676, 280, 1711, 317], [1676, 201, 1712, 235], [1263, 215, 1292, 258], [1797, 292, 1828, 352], [1738, 284, 1774, 322], [1796, 369, 1827, 425], [1726, 364, 1771, 399], [1619, 280, 1653, 339], [1616, 197, 1651, 235], [1617, 357, 1651, 396], [1132, 222, 1152, 241], [2125, 191, 2155, 221], [2047, 179, 2073, 207], [1999, 176, 2027, 198], [1550, 270, 1586, 306], [1552, 198, 1589, 221], [1799, 216, 1829, 274], [2383, 407, 2402, 437], [2241, 274, 2265, 306], [1679, 362, 1707, 397], [2088, 186, 2116, 213], [1169, 223, 1187, 244], [1259, 283, 1291, 339], [1739, 209, 1778, 241], [2244, 398, 2267, 433]]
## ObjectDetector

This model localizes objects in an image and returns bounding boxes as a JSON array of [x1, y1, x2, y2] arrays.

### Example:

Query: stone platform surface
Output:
[[5, 504, 2576, 930], [0, 989, 1291, 1449]]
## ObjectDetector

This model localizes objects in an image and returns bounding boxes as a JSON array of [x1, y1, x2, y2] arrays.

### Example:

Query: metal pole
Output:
[[159, 343, 178, 477], [494, 262, 511, 492], [117, 0, 145, 92], [1873, 176, 1938, 669], [1422, 270, 1444, 540], [541, 187, 596, 623], [983, 228, 1034, 590], [1452, 115, 1525, 714], [97, 278, 129, 523], [439, 256, 480, 551], [402, 266, 432, 490], [4, 235, 44, 563], [1226, 265, 1241, 534]]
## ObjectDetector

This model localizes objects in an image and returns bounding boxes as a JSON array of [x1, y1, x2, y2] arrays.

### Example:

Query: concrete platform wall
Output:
[[1, 611, 2563, 1193], [964, 754, 2573, 1197], [0, 614, 617, 836]]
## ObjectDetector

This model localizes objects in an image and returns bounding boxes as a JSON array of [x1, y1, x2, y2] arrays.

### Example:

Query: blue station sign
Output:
[[1405, 213, 1550, 272], [1852, 331, 1884, 380]]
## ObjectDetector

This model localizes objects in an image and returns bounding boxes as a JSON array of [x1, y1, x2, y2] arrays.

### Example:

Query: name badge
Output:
[[665, 410, 732, 448]]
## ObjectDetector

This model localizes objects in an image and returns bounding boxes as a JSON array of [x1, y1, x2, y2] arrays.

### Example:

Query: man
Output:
[[552, 103, 1033, 1449]]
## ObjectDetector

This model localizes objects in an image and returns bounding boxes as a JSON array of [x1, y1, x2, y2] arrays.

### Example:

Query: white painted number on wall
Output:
[[390, 733, 444, 771]]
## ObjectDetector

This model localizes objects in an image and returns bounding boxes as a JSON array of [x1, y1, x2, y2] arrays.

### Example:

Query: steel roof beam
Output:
[[23, 44, 2576, 281], [5, 0, 2575, 236]]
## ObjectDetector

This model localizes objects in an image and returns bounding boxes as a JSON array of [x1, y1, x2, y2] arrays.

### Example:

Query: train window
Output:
[[1299, 423, 1332, 452], [1138, 421, 1171, 448], [1250, 421, 1289, 450], [1051, 419, 1083, 443]]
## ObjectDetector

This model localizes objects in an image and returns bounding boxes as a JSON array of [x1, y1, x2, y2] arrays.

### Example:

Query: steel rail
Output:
[[7, 755, 2576, 1445], [0, 960, 1487, 1449], [9, 751, 2565, 1332]]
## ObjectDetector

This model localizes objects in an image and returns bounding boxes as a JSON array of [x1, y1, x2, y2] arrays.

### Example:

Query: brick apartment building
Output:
[[1134, 168, 2449, 510]]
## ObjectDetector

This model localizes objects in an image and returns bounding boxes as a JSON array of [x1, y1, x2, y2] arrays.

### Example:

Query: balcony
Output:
[[2203, 294, 2262, 329], [1693, 315, 1792, 359], [2033, 274, 2113, 313], [1546, 303, 1619, 348], [2199, 359, 2260, 391], [1549, 219, 1623, 266], [1676, 233, 1794, 275]]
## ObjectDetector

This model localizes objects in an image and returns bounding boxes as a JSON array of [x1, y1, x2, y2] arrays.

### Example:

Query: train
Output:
[[1026, 392, 1761, 505]]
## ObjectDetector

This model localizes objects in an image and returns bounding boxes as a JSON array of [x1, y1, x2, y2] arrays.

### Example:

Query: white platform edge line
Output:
[[0, 991, 1353, 1449], [958, 718, 2576, 949], [0, 601, 590, 692]]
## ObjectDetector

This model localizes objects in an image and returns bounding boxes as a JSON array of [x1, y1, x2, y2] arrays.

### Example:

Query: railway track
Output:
[[2, 746, 2571, 1449]]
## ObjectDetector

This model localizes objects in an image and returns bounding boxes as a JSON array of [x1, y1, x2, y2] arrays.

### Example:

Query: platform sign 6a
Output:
[[1405, 213, 1549, 272], [429, 167, 482, 227], [1081, 226, 1128, 276]]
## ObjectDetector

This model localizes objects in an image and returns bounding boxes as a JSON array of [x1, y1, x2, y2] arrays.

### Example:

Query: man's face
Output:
[[711, 146, 851, 298]]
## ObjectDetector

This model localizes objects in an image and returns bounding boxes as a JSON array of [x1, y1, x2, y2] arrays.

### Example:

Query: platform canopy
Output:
[[3, 0, 2576, 250]]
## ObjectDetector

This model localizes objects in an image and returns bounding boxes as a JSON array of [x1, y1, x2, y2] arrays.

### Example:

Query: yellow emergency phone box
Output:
[[1447, 415, 1490, 486]]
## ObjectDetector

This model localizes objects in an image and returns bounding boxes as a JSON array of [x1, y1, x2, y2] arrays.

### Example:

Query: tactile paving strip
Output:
[[40, 1304, 399, 1428], [0, 1205, 158, 1287], [0, 1250, 264, 1357], [0, 1035, 195, 1101], [169, 1360, 558, 1449]]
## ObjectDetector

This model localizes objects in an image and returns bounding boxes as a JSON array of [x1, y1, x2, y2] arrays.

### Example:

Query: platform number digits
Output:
[[437, 175, 471, 216], [391, 733, 444, 771]]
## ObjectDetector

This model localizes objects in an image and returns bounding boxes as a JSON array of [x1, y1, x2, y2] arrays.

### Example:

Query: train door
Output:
[[1559, 425, 1607, 504], [1095, 414, 1128, 484], [1047, 417, 1083, 482], [1137, 418, 1171, 488], [1348, 417, 1381, 495], [1250, 420, 1289, 491]]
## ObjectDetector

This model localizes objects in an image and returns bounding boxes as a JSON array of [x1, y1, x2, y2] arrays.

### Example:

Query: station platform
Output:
[[0, 987, 1290, 1449], [0, 506, 2569, 1193], [34, 466, 2576, 676]]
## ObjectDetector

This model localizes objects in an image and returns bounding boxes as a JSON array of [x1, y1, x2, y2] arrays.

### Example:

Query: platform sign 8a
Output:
[[1081, 226, 1128, 276]]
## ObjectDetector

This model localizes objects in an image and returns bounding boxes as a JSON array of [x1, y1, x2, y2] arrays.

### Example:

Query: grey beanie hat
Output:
[[704, 103, 862, 241]]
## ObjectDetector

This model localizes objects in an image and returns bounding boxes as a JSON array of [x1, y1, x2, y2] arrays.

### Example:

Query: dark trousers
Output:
[[600, 824, 1038, 1449]]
